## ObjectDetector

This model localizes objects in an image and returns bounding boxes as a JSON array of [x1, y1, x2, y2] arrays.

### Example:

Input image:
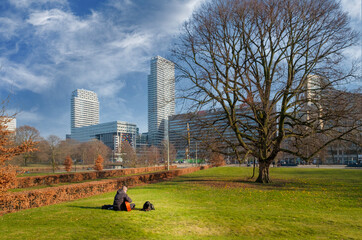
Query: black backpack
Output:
[[142, 201, 155, 211]]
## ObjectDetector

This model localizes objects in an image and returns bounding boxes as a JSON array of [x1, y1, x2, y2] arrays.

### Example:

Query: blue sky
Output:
[[0, 0, 361, 139]]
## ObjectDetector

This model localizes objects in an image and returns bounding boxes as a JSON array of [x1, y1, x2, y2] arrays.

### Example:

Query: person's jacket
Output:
[[113, 189, 132, 210]]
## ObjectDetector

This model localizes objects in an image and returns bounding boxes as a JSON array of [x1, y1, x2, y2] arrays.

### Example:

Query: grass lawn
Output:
[[0, 167, 361, 240]]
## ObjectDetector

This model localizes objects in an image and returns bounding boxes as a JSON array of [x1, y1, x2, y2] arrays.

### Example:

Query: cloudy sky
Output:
[[0, 0, 361, 138]]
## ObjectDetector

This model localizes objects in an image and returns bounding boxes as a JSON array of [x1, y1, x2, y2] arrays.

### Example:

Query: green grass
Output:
[[1, 167, 361, 239]]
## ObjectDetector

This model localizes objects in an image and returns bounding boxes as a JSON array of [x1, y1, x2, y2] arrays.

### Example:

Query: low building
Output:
[[70, 121, 137, 151]]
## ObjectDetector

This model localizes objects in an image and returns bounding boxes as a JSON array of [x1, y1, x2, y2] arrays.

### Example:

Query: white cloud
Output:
[[9, 0, 68, 9], [341, 0, 361, 19], [0, 17, 20, 39], [7, 107, 43, 125], [0, 58, 52, 93]]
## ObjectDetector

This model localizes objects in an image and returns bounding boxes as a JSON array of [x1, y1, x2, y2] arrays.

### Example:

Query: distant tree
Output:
[[46, 135, 61, 173], [0, 104, 37, 193], [161, 140, 177, 167], [15, 125, 41, 166], [148, 146, 160, 166], [121, 141, 138, 168], [94, 154, 104, 171], [33, 140, 50, 164], [64, 155, 72, 172], [83, 139, 111, 165], [137, 145, 149, 167]]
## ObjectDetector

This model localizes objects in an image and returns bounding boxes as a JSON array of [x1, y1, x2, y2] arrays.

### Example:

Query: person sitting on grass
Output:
[[113, 185, 135, 211]]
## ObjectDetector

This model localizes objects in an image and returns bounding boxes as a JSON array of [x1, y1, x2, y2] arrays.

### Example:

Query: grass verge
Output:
[[0, 167, 361, 239]]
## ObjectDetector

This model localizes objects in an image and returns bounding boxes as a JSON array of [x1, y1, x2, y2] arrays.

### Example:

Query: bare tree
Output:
[[148, 146, 160, 166], [173, 0, 360, 182], [15, 125, 41, 166], [46, 135, 61, 173], [161, 140, 177, 167], [82, 139, 111, 165], [137, 145, 149, 167], [121, 141, 138, 168]]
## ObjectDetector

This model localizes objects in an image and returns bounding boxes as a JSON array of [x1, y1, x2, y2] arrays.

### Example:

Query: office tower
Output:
[[71, 89, 99, 133], [148, 56, 175, 146]]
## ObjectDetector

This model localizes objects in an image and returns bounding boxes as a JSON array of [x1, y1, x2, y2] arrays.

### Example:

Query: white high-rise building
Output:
[[71, 89, 99, 133], [148, 56, 175, 146]]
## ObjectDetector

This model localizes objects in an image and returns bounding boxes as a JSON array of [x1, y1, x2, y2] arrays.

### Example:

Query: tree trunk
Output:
[[256, 161, 271, 183]]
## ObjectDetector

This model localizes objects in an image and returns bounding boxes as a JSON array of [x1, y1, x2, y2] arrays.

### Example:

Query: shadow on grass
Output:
[[69, 206, 147, 211], [160, 176, 315, 191]]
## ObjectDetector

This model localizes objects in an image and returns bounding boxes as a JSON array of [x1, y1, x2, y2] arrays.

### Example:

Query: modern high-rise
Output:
[[71, 89, 99, 133], [148, 56, 175, 146]]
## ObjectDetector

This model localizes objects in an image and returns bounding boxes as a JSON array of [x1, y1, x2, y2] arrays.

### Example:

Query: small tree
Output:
[[1, 105, 37, 193], [121, 141, 138, 168], [46, 135, 61, 173], [64, 155, 72, 172], [209, 153, 226, 167], [161, 140, 177, 167], [148, 146, 160, 166], [94, 154, 104, 171], [15, 125, 41, 166]]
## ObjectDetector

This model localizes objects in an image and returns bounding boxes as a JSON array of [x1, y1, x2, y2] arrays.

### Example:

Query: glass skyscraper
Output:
[[148, 56, 175, 146], [71, 89, 99, 133]]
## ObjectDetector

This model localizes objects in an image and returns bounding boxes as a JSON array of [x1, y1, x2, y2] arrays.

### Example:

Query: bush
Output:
[[94, 154, 104, 171], [64, 155, 72, 172], [210, 153, 226, 167], [15, 166, 177, 189]]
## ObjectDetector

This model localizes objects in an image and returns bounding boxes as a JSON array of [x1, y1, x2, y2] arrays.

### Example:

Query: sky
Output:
[[0, 0, 361, 139]]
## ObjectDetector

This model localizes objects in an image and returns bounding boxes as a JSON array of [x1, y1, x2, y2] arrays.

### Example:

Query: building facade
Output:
[[70, 121, 137, 150], [148, 56, 175, 146], [3, 117, 16, 132], [168, 109, 245, 160], [71, 89, 99, 133]]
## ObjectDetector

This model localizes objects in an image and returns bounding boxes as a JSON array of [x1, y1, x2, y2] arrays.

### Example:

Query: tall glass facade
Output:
[[148, 56, 175, 146], [71, 89, 99, 133]]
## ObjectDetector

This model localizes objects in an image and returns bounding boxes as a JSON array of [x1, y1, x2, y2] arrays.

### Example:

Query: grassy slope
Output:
[[0, 167, 361, 240]]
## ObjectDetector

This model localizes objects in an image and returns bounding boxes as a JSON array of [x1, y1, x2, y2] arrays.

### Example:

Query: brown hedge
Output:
[[15, 166, 177, 189], [21, 165, 92, 173], [0, 165, 210, 215]]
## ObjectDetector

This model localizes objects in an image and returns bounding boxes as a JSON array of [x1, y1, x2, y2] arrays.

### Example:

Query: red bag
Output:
[[125, 201, 132, 212]]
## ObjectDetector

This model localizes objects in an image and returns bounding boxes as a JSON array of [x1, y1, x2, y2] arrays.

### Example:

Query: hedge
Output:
[[21, 165, 92, 173], [0, 166, 210, 215], [15, 166, 177, 189]]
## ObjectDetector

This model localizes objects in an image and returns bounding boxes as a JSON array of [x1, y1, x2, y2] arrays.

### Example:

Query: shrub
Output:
[[64, 155, 72, 172], [15, 166, 177, 189], [94, 154, 104, 171], [210, 153, 226, 167]]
